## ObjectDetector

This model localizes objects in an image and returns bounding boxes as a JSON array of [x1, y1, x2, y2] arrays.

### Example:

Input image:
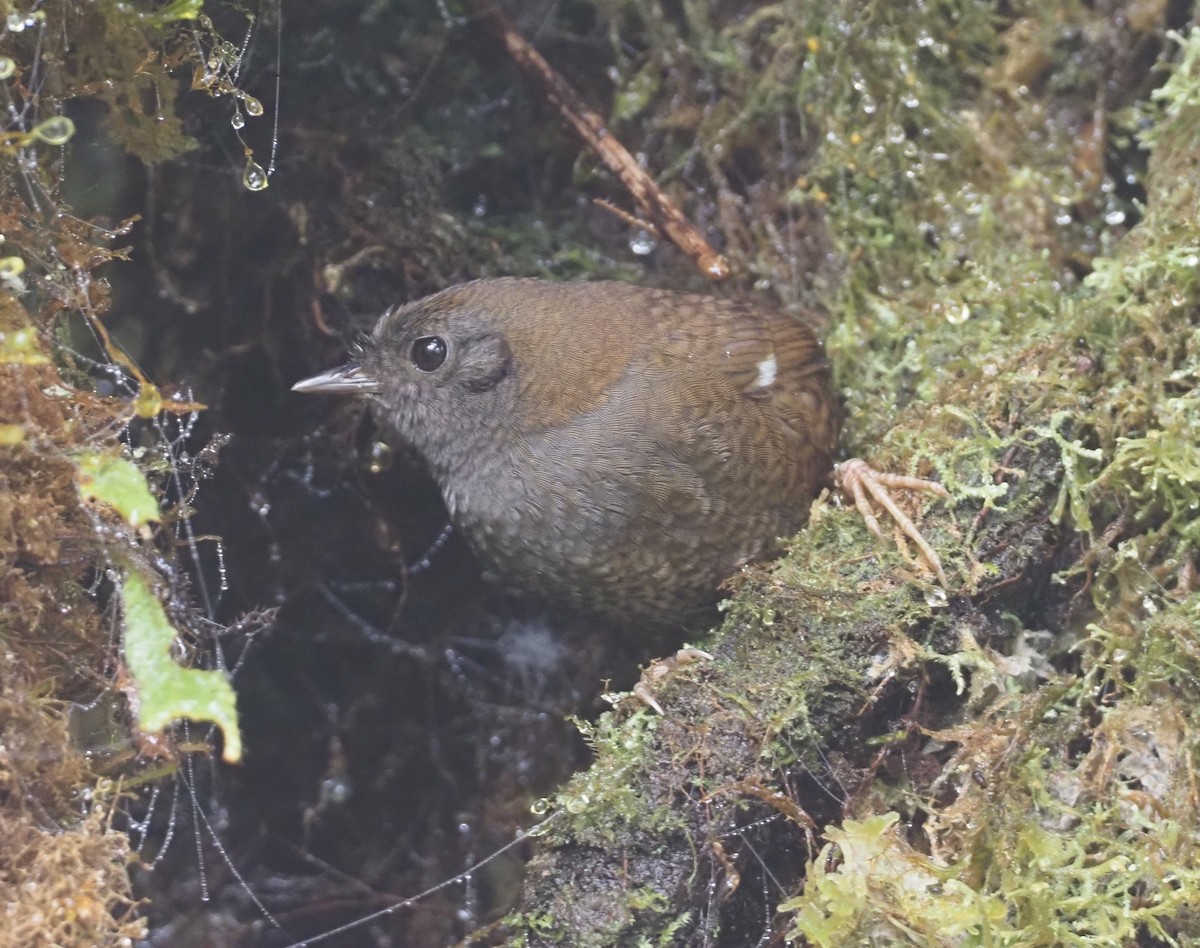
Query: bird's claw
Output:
[[833, 458, 950, 587]]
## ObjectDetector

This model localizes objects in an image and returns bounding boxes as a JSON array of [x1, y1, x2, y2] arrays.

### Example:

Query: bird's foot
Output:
[[833, 458, 950, 587], [632, 647, 713, 714]]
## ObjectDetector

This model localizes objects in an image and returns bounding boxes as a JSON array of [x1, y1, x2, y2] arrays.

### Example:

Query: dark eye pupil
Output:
[[411, 336, 447, 372]]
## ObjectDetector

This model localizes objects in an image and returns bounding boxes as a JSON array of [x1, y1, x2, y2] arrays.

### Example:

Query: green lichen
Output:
[[783, 811, 1007, 945]]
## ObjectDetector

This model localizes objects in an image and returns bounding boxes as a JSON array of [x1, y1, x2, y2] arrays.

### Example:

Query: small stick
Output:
[[466, 0, 730, 281], [592, 197, 658, 234]]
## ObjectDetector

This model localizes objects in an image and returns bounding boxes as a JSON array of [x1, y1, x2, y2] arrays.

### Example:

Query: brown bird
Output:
[[293, 278, 945, 622]]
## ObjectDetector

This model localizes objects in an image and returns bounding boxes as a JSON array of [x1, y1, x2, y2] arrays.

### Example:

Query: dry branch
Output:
[[467, 0, 730, 281]]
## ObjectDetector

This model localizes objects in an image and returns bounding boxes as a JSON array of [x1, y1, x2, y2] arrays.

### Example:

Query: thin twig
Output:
[[592, 197, 657, 234], [466, 0, 730, 280]]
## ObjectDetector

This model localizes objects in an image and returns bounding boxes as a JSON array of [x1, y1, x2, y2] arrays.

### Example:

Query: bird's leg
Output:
[[833, 458, 950, 587]]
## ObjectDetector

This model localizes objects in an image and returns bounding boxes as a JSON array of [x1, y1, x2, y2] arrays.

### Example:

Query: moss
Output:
[[6, 0, 1197, 941], [783, 810, 1008, 945], [0, 2, 268, 941], [509, 5, 1200, 946], [0, 801, 143, 945], [778, 20, 1200, 948]]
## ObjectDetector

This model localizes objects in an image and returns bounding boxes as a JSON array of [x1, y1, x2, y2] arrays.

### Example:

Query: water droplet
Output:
[[0, 57, 15, 80], [243, 160, 269, 191], [366, 441, 393, 474], [530, 798, 550, 815], [242, 94, 263, 117], [946, 303, 970, 325], [320, 777, 352, 805], [1104, 209, 1126, 226], [629, 230, 656, 255], [473, 194, 487, 218], [861, 93, 877, 115], [565, 793, 589, 814], [31, 116, 75, 145], [230, 110, 245, 130], [885, 123, 906, 145], [6, 12, 26, 31], [902, 94, 920, 109]]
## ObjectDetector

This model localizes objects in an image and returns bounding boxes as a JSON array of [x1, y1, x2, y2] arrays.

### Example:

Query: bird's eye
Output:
[[410, 336, 448, 372]]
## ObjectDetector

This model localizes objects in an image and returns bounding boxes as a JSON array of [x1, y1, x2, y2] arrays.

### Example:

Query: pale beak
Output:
[[291, 361, 380, 395]]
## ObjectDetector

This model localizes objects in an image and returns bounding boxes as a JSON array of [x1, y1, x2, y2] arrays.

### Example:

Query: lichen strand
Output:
[[507, 3, 1200, 946]]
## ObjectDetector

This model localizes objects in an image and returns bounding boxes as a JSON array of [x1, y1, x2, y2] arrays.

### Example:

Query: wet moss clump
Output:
[[0, 3, 272, 941], [505, 2, 1200, 945]]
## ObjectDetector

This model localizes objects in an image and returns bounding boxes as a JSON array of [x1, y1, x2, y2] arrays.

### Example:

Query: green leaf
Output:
[[120, 568, 242, 763], [76, 453, 161, 528]]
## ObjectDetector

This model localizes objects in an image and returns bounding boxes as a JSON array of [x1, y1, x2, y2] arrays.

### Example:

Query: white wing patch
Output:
[[755, 353, 778, 389]]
